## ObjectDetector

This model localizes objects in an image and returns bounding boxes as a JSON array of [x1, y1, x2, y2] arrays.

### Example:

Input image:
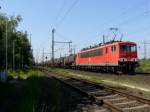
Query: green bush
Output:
[[136, 59, 150, 73]]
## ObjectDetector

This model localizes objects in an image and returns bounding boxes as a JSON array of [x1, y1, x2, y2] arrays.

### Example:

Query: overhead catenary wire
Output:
[[49, 0, 79, 60], [55, 0, 66, 20], [55, 0, 79, 29], [126, 25, 150, 37], [54, 0, 67, 27], [35, 0, 77, 62], [115, 11, 150, 28], [50, 0, 150, 59], [79, 0, 148, 42], [55, 31, 71, 42]]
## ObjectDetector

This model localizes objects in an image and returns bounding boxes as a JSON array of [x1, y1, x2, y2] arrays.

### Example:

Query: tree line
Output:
[[0, 13, 34, 70]]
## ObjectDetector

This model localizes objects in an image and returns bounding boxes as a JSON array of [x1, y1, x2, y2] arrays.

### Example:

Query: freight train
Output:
[[47, 41, 139, 73]]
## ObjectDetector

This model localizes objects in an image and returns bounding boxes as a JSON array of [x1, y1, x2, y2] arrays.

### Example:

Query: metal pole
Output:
[[73, 47, 76, 55], [68, 41, 72, 55], [22, 52, 23, 69], [13, 40, 15, 71], [30, 34, 31, 46], [52, 28, 55, 67], [69, 42, 71, 54], [43, 48, 44, 66], [5, 21, 8, 74], [46, 56, 47, 67], [19, 48, 20, 69], [103, 35, 105, 44], [144, 40, 147, 59]]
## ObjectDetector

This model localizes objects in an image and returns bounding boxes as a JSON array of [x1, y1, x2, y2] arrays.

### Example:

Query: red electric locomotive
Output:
[[75, 41, 138, 73]]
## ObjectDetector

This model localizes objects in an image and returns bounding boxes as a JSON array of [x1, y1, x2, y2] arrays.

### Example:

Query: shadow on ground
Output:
[[0, 75, 93, 112]]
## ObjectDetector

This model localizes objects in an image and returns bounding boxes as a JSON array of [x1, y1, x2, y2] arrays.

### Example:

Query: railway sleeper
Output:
[[108, 99, 131, 104], [116, 101, 144, 109], [114, 100, 137, 106], [104, 97, 127, 102], [71, 85, 98, 91], [76, 103, 109, 112], [122, 104, 150, 112], [89, 90, 112, 96], [85, 88, 101, 92], [96, 94, 123, 101], [53, 77, 150, 112], [67, 80, 92, 85], [78, 86, 98, 91], [71, 83, 94, 87], [68, 81, 83, 84], [89, 104, 111, 112], [92, 108, 111, 112]]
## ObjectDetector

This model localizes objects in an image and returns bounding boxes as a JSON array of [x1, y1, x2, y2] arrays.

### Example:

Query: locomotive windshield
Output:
[[120, 45, 137, 52]]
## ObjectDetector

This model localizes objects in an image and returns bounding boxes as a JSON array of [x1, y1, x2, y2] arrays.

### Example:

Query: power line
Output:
[[100, 1, 146, 28], [55, 31, 70, 41], [127, 25, 150, 37], [55, 0, 67, 23], [55, 0, 79, 28], [80, 1, 147, 42], [116, 11, 150, 27]]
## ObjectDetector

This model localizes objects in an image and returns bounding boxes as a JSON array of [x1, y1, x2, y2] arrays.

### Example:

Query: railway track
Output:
[[53, 76, 150, 112]]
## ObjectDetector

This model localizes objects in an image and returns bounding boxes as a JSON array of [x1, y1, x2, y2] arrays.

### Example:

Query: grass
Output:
[[136, 59, 150, 73], [13, 75, 43, 112], [0, 69, 46, 112], [43, 67, 150, 98], [1, 68, 63, 112], [1, 67, 150, 111], [11, 70, 72, 112], [0, 81, 17, 106], [8, 69, 42, 79], [45, 66, 150, 90], [10, 70, 45, 112]]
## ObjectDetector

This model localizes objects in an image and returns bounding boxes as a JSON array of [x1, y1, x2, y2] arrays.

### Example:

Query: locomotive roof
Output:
[[80, 41, 136, 53]]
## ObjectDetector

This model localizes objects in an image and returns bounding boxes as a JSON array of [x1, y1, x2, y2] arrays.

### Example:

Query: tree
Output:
[[0, 13, 33, 70]]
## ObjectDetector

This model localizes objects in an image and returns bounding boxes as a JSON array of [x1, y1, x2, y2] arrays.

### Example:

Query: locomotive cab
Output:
[[118, 42, 138, 73]]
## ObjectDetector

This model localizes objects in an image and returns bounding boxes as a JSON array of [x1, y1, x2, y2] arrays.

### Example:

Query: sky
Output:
[[0, 0, 150, 62]]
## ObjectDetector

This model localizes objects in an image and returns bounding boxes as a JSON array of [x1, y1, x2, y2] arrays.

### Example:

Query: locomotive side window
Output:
[[111, 45, 116, 52], [114, 45, 116, 51], [80, 48, 106, 58], [89, 51, 92, 56], [85, 52, 89, 57], [80, 52, 87, 58], [99, 49, 103, 55], [92, 50, 95, 56], [88, 50, 99, 56], [111, 46, 113, 52], [80, 53, 83, 58], [106, 48, 108, 54], [94, 50, 99, 56]]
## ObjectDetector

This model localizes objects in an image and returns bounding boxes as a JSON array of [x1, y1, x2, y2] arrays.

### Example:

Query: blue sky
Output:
[[0, 0, 150, 61]]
